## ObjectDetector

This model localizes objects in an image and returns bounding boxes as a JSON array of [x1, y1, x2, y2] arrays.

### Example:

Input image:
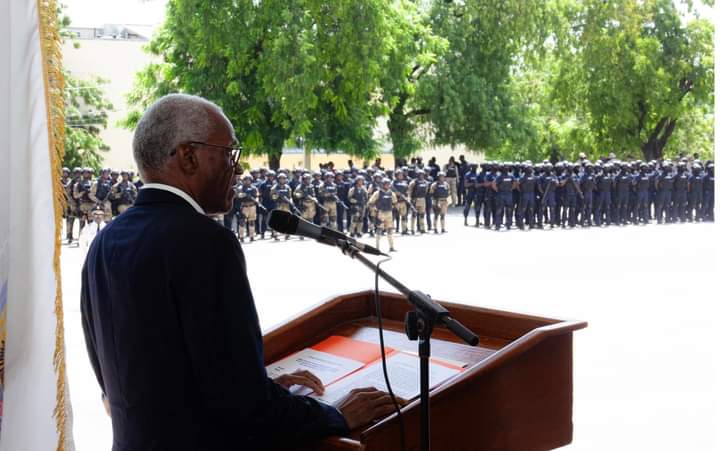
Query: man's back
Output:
[[82, 188, 347, 450]]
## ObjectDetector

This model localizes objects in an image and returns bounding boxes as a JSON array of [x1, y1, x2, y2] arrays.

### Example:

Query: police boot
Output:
[[464, 216, 468, 226]]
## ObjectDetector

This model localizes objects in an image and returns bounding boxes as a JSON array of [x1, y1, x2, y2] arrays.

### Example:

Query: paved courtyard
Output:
[[61, 209, 718, 450]]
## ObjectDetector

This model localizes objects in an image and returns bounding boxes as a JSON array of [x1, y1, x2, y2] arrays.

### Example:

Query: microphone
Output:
[[267, 209, 388, 256]]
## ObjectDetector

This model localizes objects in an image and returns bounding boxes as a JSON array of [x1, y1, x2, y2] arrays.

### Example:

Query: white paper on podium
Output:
[[312, 352, 462, 405], [266, 348, 365, 394]]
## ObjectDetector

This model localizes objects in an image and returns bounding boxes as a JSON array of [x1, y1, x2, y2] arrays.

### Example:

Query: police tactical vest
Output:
[[674, 174, 689, 192], [274, 184, 292, 203], [597, 176, 612, 192], [520, 175, 536, 193], [659, 175, 675, 191], [446, 164, 458, 178], [322, 183, 337, 201], [616, 175, 632, 192], [119, 182, 135, 204], [378, 190, 393, 211], [433, 182, 449, 199], [496, 176, 513, 194], [392, 180, 408, 196], [351, 187, 368, 206], [636, 175, 650, 192], [412, 180, 428, 198], [241, 186, 258, 205], [580, 174, 595, 192], [96, 179, 112, 201], [80, 179, 93, 202]]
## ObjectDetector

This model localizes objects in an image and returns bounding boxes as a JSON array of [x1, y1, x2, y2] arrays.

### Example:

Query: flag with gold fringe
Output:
[[0, 0, 73, 449]]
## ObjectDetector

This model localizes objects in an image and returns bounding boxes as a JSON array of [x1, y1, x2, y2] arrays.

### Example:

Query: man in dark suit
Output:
[[81, 94, 395, 451]]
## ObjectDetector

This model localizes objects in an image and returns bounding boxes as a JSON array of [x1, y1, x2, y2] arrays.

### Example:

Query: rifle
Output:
[[395, 191, 419, 215], [241, 195, 268, 213], [331, 194, 350, 211], [278, 193, 303, 215], [306, 195, 328, 213]]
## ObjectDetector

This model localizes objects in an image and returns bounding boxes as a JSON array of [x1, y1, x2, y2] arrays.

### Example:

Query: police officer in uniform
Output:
[[492, 163, 516, 231], [348, 176, 368, 238], [429, 172, 450, 233], [633, 163, 651, 224], [294, 173, 318, 232], [74, 167, 96, 231], [614, 163, 633, 225], [392, 169, 410, 234], [672, 163, 689, 223], [61, 167, 75, 243], [336, 171, 350, 231], [444, 157, 459, 207], [481, 162, 496, 228], [368, 178, 397, 252], [271, 172, 295, 240], [90, 168, 114, 219], [237, 174, 259, 242], [462, 165, 481, 227], [318, 172, 339, 230], [701, 163, 714, 221], [579, 163, 596, 226], [258, 170, 276, 239], [655, 162, 675, 224], [112, 170, 138, 214], [594, 164, 614, 226], [687, 164, 704, 222], [517, 164, 537, 230], [407, 171, 429, 234]]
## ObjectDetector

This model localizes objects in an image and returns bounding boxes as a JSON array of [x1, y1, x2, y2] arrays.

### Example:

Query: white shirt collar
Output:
[[141, 183, 206, 215]]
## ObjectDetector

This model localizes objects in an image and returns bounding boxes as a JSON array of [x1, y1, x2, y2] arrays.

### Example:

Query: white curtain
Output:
[[0, 1, 67, 449]]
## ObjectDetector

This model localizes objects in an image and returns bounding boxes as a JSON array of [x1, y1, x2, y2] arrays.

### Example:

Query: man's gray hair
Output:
[[132, 94, 227, 175]]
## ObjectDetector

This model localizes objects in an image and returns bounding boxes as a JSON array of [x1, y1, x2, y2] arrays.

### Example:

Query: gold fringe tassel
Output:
[[36, 1, 67, 450]]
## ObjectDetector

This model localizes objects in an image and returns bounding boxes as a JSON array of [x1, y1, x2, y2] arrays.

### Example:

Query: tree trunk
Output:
[[268, 152, 281, 171], [641, 117, 677, 161]]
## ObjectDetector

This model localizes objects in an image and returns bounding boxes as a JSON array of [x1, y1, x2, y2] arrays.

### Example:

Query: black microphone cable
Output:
[[373, 255, 406, 451]]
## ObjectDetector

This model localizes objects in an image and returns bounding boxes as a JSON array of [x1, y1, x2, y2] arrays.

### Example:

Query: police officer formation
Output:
[[461, 157, 714, 231], [61, 166, 140, 243], [222, 157, 462, 253]]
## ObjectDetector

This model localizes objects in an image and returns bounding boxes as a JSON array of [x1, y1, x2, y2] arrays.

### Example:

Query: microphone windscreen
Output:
[[267, 209, 298, 234]]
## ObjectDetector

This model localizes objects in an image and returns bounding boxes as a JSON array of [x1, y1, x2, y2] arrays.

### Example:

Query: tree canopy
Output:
[[123, 0, 713, 167]]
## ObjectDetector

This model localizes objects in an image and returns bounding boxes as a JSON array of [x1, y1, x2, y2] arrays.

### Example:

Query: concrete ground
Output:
[[61, 209, 719, 450]]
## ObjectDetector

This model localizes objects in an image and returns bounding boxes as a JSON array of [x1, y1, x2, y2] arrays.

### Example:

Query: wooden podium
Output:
[[263, 291, 586, 451]]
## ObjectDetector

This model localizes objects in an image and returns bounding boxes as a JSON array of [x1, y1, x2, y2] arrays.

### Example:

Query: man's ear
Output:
[[175, 143, 199, 175]]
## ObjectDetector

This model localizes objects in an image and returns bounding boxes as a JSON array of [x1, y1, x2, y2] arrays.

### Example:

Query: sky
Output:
[[62, 0, 168, 27], [63, 0, 714, 28]]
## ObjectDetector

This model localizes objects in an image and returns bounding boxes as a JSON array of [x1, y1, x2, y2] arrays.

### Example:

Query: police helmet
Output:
[[266, 170, 276, 177], [395, 169, 403, 175], [302, 173, 312, 180], [83, 167, 93, 173], [324, 171, 334, 178], [382, 178, 391, 185], [437, 171, 446, 177], [277, 173, 288, 179], [242, 174, 253, 181]]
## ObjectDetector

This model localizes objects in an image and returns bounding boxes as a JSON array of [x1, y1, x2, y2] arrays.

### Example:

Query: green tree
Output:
[[60, 13, 114, 170], [551, 0, 714, 161], [123, 0, 402, 169], [63, 73, 114, 169]]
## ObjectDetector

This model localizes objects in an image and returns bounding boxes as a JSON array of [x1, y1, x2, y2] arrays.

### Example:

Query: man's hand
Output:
[[273, 370, 325, 395], [333, 387, 401, 430]]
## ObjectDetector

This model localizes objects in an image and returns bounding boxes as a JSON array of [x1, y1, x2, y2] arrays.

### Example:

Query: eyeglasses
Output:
[[186, 141, 243, 173]]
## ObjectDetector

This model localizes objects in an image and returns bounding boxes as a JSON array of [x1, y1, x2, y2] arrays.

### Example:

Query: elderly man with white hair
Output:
[[80, 94, 395, 451]]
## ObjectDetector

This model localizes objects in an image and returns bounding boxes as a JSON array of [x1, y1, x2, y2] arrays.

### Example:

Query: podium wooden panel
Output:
[[263, 291, 586, 451]]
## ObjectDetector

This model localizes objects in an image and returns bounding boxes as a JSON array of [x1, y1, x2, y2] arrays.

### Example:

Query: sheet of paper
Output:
[[313, 352, 462, 405], [266, 348, 365, 394]]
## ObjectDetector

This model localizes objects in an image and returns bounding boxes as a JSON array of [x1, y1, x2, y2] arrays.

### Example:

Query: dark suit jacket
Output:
[[81, 188, 348, 451]]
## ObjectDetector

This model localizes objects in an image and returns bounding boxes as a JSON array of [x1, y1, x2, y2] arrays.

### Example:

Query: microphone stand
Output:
[[335, 239, 479, 451]]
